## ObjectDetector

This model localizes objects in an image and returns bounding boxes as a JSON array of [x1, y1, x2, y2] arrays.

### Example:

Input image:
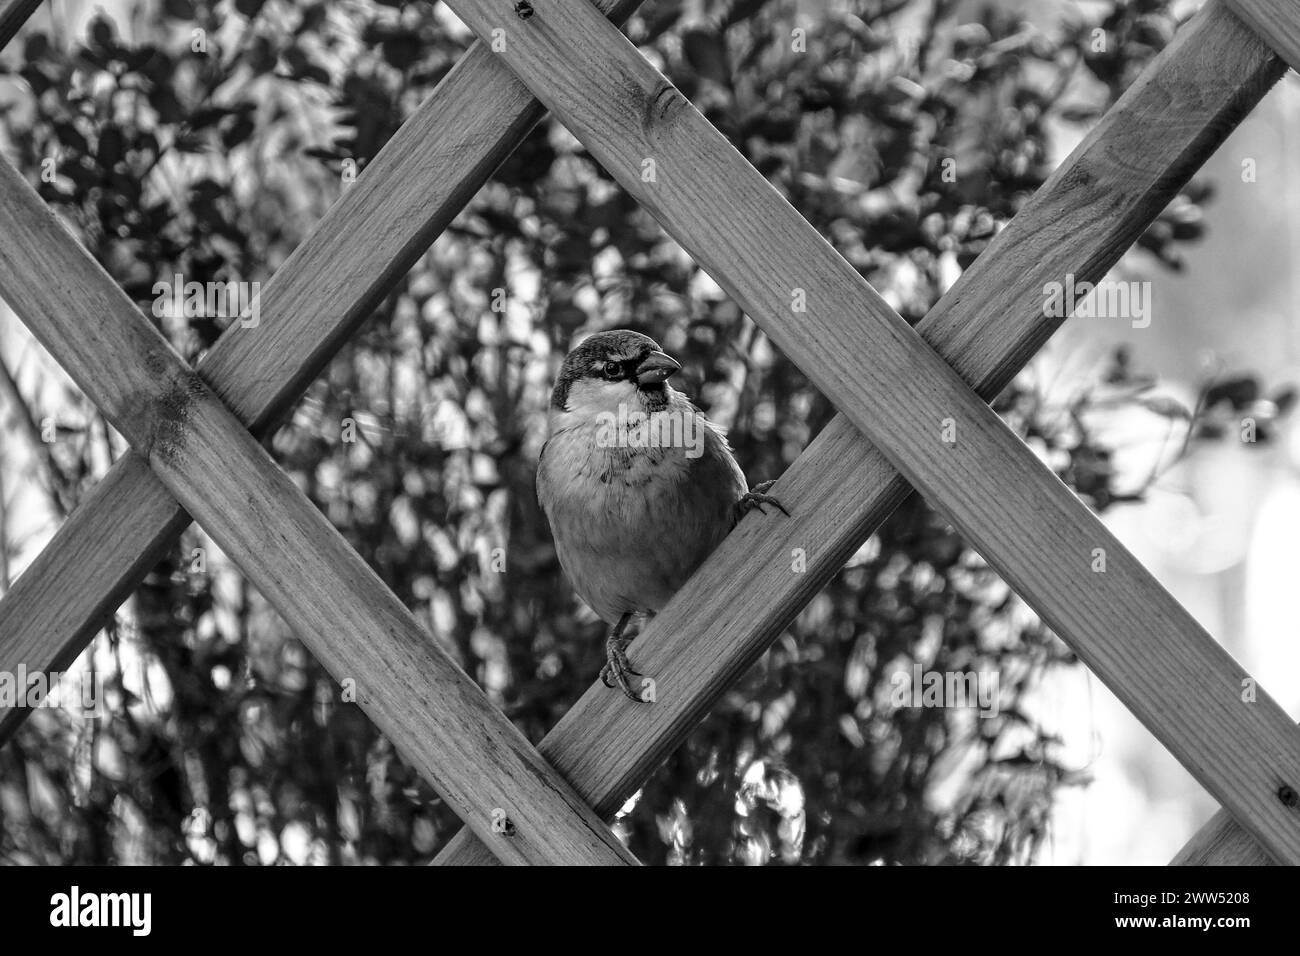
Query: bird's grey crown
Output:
[[549, 329, 664, 410]]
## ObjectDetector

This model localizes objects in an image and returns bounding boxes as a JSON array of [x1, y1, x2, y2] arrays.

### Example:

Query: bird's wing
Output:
[[689, 414, 748, 502], [535, 436, 551, 507], [669, 392, 746, 494]]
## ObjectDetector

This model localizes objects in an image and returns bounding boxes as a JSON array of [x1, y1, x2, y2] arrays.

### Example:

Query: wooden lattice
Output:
[[0, 0, 1297, 865]]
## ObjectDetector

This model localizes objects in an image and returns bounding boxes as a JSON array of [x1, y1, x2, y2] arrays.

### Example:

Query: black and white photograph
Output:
[[0, 0, 1294, 922]]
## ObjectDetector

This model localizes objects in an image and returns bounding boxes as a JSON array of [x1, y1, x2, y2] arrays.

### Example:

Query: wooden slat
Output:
[[435, 0, 1282, 867], [0, 0, 648, 746], [433, 0, 1300, 863], [0, 0, 40, 51], [1150, 0, 1300, 870], [0, 160, 636, 866], [1172, 808, 1275, 865], [1225, 0, 1300, 72], [2, 0, 1290, 867], [0, 458, 190, 742]]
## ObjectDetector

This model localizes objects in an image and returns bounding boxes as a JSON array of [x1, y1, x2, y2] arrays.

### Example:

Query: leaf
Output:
[[63, 159, 99, 188], [189, 178, 225, 202], [20, 64, 51, 95], [88, 13, 116, 50], [283, 46, 309, 74], [1271, 385, 1297, 416], [245, 36, 276, 74], [173, 131, 208, 153], [98, 127, 124, 167], [637, 1, 682, 45], [303, 145, 343, 161], [381, 31, 421, 70], [1203, 375, 1259, 411], [136, 131, 160, 158], [283, 46, 331, 85], [296, 4, 328, 36], [681, 27, 729, 87], [723, 0, 769, 28], [1136, 395, 1190, 420], [149, 85, 184, 123], [190, 106, 233, 130], [222, 114, 256, 149], [1057, 104, 1101, 124], [23, 32, 50, 63], [122, 45, 167, 72], [54, 121, 89, 156]]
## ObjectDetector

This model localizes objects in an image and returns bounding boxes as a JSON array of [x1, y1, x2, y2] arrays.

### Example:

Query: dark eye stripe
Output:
[[588, 345, 655, 380], [590, 357, 638, 379]]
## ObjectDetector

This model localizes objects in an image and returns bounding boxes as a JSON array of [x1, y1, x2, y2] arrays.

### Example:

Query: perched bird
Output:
[[537, 329, 787, 701]]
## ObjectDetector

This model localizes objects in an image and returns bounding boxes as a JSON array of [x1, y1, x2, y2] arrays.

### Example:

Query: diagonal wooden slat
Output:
[[433, 0, 1300, 862], [1172, 809, 1275, 866], [0, 159, 636, 866], [0, 0, 1290, 867], [1225, 0, 1300, 72], [1163, 0, 1300, 870], [0, 0, 648, 746], [0, 0, 40, 51], [435, 0, 1289, 867]]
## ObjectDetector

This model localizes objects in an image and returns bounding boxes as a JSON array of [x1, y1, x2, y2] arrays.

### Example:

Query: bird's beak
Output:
[[633, 350, 681, 386]]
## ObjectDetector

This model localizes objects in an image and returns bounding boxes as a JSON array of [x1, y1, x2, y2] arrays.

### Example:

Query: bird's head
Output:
[[549, 330, 682, 421]]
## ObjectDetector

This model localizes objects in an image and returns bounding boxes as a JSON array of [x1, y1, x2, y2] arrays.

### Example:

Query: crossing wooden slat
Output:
[[0, 0, 39, 50], [0, 0, 1292, 868], [0, 457, 190, 743], [0, 0, 647, 746], [1159, 0, 1300, 870], [0, 158, 637, 866], [432, 0, 1300, 863], [1172, 808, 1275, 866], [1225, 0, 1300, 72], [437, 0, 1284, 867]]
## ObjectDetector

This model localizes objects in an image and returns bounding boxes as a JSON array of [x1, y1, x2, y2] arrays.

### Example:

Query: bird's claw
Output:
[[601, 635, 648, 703], [737, 480, 790, 518]]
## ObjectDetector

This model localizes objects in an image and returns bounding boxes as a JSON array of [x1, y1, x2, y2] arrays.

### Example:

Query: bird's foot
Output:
[[736, 479, 790, 518], [600, 632, 648, 703]]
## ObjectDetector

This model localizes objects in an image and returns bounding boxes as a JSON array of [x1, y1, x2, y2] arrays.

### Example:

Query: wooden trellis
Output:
[[0, 0, 1297, 866]]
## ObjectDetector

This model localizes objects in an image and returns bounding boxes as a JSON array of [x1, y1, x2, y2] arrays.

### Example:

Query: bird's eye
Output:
[[602, 361, 622, 380]]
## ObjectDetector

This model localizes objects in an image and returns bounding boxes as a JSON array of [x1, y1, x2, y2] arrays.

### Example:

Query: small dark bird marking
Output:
[[514, 0, 534, 20]]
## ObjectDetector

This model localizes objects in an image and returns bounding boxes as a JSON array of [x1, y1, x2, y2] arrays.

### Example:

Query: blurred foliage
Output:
[[0, 0, 1263, 865]]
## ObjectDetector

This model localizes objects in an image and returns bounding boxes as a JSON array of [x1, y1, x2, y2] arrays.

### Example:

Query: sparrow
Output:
[[537, 329, 787, 702]]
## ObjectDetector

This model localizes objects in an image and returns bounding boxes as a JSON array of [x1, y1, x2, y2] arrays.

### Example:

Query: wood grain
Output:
[[1225, 0, 1300, 72], [1171, 807, 1276, 865], [1134, 0, 1300, 870], [1, 0, 1291, 866], [433, 0, 1300, 863], [0, 159, 637, 865], [0, 0, 40, 51], [0, 0, 647, 746]]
